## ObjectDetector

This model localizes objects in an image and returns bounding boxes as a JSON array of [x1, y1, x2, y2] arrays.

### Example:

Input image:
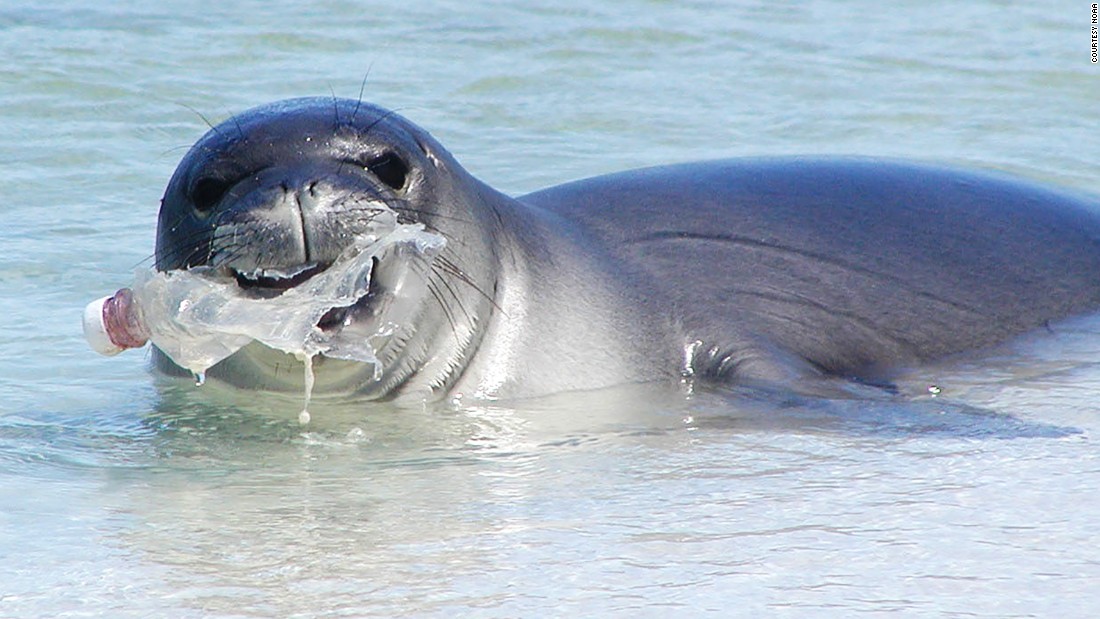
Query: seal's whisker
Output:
[[154, 219, 238, 269], [362, 109, 400, 136], [390, 206, 474, 226], [176, 102, 219, 133], [380, 195, 475, 225], [230, 113, 245, 140], [132, 253, 158, 270], [431, 269, 474, 328], [159, 143, 197, 158], [154, 234, 213, 269], [351, 68, 372, 124], [208, 245, 255, 270], [157, 209, 196, 238], [334, 205, 389, 219], [155, 203, 243, 258], [427, 278, 460, 341], [329, 86, 341, 126], [435, 254, 501, 312]]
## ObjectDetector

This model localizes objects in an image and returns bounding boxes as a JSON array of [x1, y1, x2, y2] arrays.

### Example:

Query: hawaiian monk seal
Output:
[[154, 97, 1100, 400]]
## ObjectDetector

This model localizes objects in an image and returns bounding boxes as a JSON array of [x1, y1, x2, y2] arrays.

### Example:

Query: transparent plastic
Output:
[[84, 221, 446, 420]]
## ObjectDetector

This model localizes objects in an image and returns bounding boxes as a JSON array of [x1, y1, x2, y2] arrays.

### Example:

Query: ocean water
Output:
[[3, 0, 1100, 616]]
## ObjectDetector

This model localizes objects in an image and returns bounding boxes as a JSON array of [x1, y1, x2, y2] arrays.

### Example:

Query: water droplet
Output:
[[298, 354, 315, 425]]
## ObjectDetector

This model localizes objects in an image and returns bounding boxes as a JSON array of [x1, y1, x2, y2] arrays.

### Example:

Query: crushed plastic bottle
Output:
[[83, 221, 446, 419], [84, 287, 150, 356]]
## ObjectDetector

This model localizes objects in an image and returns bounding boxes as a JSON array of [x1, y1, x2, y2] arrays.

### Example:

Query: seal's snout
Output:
[[200, 170, 396, 278]]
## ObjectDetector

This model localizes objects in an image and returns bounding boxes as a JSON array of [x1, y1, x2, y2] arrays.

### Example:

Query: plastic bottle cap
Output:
[[84, 296, 124, 356]]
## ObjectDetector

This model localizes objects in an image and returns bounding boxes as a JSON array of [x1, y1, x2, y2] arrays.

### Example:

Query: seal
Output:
[[155, 97, 1100, 400]]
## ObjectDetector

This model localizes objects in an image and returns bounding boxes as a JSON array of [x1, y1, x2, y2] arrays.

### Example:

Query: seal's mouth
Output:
[[232, 262, 330, 294], [315, 289, 375, 332], [230, 259, 380, 333]]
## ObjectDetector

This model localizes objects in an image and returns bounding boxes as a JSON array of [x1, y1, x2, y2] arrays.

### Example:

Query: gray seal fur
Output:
[[155, 98, 1100, 400]]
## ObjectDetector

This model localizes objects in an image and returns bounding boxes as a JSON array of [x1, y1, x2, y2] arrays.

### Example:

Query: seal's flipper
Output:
[[684, 339, 896, 400]]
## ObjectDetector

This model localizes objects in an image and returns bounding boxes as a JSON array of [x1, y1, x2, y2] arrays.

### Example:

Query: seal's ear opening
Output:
[[368, 152, 408, 191]]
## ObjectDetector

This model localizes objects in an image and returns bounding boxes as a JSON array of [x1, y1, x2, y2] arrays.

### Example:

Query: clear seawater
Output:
[[3, 1, 1100, 616]]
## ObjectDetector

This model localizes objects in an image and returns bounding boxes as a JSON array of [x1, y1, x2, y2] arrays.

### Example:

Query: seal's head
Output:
[[156, 98, 499, 398]]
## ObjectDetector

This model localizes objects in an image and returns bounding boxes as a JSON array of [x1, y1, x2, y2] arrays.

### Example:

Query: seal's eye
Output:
[[191, 177, 231, 212], [366, 152, 408, 191]]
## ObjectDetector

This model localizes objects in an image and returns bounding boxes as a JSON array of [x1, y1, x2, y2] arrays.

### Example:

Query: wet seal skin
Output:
[[155, 97, 1100, 401]]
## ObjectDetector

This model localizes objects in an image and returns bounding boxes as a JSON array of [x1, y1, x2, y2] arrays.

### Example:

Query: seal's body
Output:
[[520, 158, 1100, 390], [155, 98, 1100, 400]]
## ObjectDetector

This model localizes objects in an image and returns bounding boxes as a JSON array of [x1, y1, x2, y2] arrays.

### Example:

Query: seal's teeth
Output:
[[316, 258, 379, 332], [238, 262, 322, 281], [232, 262, 328, 291], [317, 305, 352, 331]]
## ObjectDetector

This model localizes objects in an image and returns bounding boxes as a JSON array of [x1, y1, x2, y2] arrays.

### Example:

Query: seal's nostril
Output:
[[191, 177, 231, 212]]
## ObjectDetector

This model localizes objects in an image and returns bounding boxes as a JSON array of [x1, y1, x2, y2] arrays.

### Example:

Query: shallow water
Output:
[[3, 1, 1100, 616]]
